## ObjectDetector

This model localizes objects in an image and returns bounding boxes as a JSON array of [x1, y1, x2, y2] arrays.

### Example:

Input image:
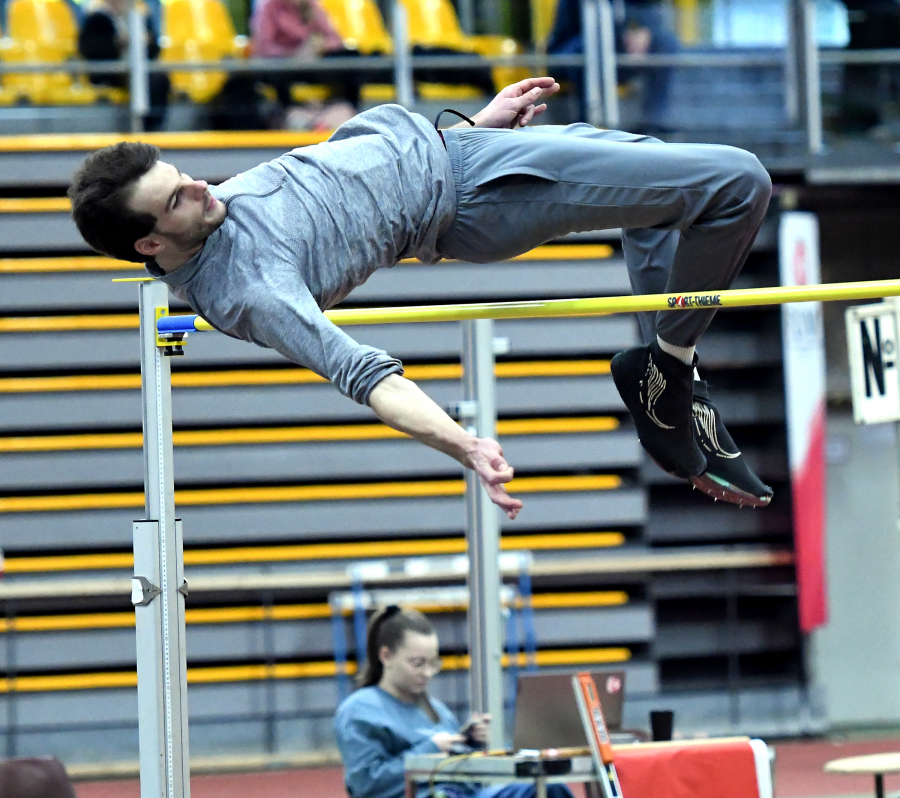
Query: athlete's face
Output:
[[379, 631, 441, 699], [129, 160, 227, 266]]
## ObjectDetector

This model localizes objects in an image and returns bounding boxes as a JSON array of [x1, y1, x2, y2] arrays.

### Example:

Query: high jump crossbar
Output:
[[155, 279, 900, 336]]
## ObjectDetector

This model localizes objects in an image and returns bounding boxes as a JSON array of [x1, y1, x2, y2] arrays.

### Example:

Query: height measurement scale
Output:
[[135, 281, 191, 798]]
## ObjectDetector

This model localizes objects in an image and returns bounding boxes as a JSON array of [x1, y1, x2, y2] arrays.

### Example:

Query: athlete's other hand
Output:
[[464, 437, 523, 519], [472, 77, 560, 129]]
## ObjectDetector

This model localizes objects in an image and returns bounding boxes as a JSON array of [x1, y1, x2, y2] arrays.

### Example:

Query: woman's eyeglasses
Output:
[[405, 656, 443, 674]]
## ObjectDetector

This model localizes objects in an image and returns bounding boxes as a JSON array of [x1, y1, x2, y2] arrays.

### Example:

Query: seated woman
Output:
[[334, 605, 574, 798], [250, 0, 359, 126]]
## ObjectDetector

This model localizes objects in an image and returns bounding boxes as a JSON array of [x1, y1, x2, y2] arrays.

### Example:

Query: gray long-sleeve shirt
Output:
[[148, 105, 457, 404]]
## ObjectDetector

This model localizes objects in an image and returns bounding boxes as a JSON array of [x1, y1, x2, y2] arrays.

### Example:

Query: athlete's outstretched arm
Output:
[[454, 76, 561, 130], [368, 373, 523, 519]]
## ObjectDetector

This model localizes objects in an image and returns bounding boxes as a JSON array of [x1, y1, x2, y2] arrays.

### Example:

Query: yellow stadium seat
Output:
[[319, 0, 528, 100], [316, 0, 393, 101], [0, 36, 21, 105], [398, 0, 467, 50], [399, 0, 529, 94], [0, 0, 99, 104], [289, 83, 331, 102], [161, 0, 246, 103], [466, 32, 530, 92], [530, 0, 559, 47], [359, 83, 394, 101], [318, 0, 392, 55]]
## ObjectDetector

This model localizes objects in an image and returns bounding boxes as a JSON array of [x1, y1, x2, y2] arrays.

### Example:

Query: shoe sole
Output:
[[689, 472, 772, 508]]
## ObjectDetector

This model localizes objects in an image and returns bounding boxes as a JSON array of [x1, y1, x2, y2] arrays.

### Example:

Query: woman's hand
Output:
[[471, 77, 560, 129], [432, 732, 466, 752], [294, 33, 325, 59], [462, 713, 491, 746]]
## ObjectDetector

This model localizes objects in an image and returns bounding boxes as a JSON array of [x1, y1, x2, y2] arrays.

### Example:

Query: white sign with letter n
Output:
[[846, 301, 900, 424]]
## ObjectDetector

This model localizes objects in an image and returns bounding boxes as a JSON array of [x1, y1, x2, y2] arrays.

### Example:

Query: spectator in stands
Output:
[[78, 0, 170, 132], [547, 0, 680, 132], [251, 0, 359, 128], [335, 605, 575, 798]]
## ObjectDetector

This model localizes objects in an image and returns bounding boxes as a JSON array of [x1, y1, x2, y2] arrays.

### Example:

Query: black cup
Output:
[[650, 710, 674, 741]]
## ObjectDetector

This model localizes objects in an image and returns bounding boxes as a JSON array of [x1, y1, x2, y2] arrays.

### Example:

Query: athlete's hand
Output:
[[471, 77, 560, 129], [464, 437, 523, 519]]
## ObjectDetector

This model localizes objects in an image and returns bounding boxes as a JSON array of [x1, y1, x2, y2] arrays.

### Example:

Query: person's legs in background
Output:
[[144, 72, 171, 132], [476, 782, 574, 798], [548, 37, 588, 121], [623, 3, 679, 131], [411, 46, 497, 97], [322, 48, 362, 107]]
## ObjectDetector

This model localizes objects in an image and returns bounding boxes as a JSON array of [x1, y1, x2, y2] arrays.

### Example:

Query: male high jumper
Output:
[[68, 77, 774, 518]]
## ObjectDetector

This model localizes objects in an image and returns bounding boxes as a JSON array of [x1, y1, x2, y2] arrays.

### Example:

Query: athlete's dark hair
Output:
[[68, 142, 161, 262], [357, 605, 435, 688]]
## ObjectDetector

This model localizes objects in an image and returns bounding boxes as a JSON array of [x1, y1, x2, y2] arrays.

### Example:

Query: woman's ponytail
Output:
[[356, 605, 434, 688]]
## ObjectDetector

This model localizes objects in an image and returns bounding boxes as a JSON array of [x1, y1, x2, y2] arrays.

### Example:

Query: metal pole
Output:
[[581, 0, 603, 128], [802, 0, 823, 153], [4, 602, 17, 758], [136, 281, 190, 798], [458, 0, 475, 35], [784, 0, 800, 126], [391, 0, 415, 109], [128, 0, 149, 133], [461, 319, 505, 749], [597, 0, 619, 128]]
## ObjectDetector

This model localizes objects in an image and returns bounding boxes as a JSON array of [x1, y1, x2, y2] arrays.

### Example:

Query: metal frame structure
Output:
[[136, 281, 191, 798], [460, 319, 505, 749], [136, 276, 900, 795]]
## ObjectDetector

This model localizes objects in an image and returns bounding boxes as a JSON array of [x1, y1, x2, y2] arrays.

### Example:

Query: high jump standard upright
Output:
[[134, 280, 190, 798]]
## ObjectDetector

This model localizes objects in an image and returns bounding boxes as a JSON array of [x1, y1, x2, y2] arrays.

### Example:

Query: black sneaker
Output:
[[690, 380, 773, 508], [611, 341, 707, 479]]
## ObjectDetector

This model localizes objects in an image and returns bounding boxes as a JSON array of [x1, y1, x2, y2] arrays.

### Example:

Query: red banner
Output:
[[779, 212, 828, 632]]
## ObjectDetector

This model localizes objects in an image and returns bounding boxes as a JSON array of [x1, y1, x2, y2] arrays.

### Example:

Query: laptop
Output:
[[512, 670, 626, 751]]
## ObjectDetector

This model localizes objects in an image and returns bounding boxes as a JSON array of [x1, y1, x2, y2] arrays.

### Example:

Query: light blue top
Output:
[[334, 685, 474, 798]]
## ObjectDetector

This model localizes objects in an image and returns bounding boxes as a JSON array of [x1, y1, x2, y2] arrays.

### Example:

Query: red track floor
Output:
[[74, 736, 900, 798]]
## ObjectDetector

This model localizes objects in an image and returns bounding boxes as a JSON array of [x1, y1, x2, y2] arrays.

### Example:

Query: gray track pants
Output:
[[437, 124, 772, 347]]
